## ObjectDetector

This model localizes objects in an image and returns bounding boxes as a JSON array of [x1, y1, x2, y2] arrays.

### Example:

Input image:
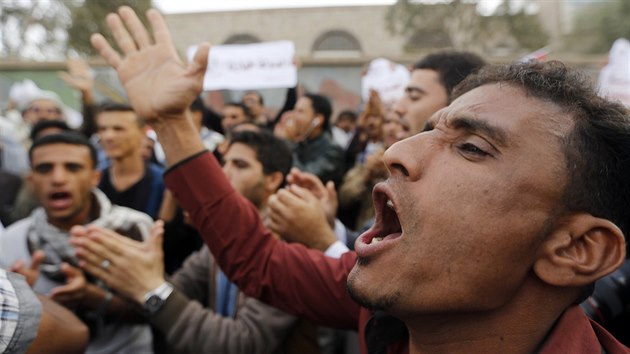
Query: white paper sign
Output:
[[598, 38, 630, 107], [188, 41, 297, 91], [361, 58, 410, 107]]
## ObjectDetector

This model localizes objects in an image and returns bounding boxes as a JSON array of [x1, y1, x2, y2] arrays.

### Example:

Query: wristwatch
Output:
[[142, 282, 174, 315]]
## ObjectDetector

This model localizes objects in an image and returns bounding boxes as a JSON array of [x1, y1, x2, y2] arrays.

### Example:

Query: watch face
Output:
[[145, 295, 165, 314]]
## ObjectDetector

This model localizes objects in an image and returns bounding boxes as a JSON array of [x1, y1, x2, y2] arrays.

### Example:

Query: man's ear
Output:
[[533, 213, 626, 287], [265, 172, 284, 193]]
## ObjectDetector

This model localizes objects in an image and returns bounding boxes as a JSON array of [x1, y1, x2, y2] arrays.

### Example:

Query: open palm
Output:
[[91, 7, 210, 122]]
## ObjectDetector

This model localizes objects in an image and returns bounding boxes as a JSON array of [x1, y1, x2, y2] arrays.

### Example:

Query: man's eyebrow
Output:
[[405, 86, 427, 95], [448, 116, 508, 147]]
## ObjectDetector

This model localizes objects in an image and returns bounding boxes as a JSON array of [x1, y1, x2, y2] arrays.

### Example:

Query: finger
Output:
[[9, 260, 24, 273], [107, 12, 138, 55], [275, 188, 302, 207], [30, 250, 45, 270], [59, 263, 80, 279], [73, 237, 124, 267], [288, 184, 315, 202], [147, 8, 172, 45], [57, 71, 76, 85], [79, 260, 117, 287], [74, 246, 107, 269], [118, 6, 152, 49], [187, 42, 210, 77], [91, 33, 122, 68], [84, 225, 139, 252]]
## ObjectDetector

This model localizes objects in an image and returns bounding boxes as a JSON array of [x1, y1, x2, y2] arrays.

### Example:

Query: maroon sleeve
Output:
[[165, 152, 361, 330]]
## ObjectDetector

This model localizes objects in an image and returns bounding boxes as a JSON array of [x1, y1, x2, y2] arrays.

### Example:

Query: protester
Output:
[[0, 131, 155, 353], [331, 110, 358, 150], [72, 130, 322, 354], [80, 8, 630, 353], [96, 102, 165, 219], [274, 94, 345, 185]]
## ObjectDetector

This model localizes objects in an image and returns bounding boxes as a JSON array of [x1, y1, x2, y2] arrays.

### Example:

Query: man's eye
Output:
[[34, 165, 52, 174], [66, 163, 83, 172], [458, 143, 489, 157]]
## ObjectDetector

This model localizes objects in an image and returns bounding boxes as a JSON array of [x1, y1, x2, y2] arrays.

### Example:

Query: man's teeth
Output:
[[369, 237, 384, 244], [386, 199, 394, 209]]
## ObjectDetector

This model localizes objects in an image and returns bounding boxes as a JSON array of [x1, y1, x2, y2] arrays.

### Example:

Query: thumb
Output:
[[188, 42, 211, 77], [60, 262, 80, 279]]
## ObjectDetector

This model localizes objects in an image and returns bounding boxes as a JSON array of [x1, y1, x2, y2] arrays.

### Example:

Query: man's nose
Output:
[[392, 97, 407, 118], [382, 134, 427, 181], [50, 166, 68, 184]]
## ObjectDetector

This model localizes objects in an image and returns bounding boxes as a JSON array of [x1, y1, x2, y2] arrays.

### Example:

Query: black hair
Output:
[[243, 91, 264, 106], [454, 60, 630, 241], [29, 131, 98, 169], [304, 93, 333, 131], [337, 110, 358, 123], [30, 119, 72, 141], [96, 101, 143, 127], [229, 130, 293, 185], [190, 96, 206, 112], [413, 51, 486, 100], [224, 102, 254, 121]]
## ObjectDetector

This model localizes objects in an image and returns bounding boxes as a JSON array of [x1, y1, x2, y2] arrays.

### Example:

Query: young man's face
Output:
[[221, 106, 248, 133], [393, 69, 449, 135], [348, 84, 572, 318], [292, 97, 319, 139], [29, 143, 100, 230], [242, 93, 264, 117], [222, 142, 267, 208], [97, 111, 145, 160]]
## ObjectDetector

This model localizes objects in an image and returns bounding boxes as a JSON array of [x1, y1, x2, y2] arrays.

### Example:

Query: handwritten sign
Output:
[[598, 38, 630, 107], [361, 58, 410, 107], [188, 41, 297, 90]]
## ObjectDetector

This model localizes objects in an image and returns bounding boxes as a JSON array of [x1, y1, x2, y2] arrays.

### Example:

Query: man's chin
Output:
[[347, 263, 400, 312]]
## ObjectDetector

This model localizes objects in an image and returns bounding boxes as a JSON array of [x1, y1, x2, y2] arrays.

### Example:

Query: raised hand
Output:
[[49, 263, 88, 308], [58, 57, 95, 96], [90, 6, 210, 122], [70, 221, 166, 304], [9, 250, 45, 287], [286, 168, 338, 227], [267, 184, 337, 252]]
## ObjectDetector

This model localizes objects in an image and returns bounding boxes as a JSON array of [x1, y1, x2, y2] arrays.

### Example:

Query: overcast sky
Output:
[[154, 0, 502, 14], [155, 0, 395, 13]]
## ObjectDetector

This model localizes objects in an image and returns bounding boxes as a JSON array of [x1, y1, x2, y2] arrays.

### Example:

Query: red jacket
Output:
[[165, 152, 629, 354]]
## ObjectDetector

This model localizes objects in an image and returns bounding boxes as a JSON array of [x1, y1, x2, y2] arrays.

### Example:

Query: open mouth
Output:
[[356, 184, 403, 256], [48, 191, 72, 209]]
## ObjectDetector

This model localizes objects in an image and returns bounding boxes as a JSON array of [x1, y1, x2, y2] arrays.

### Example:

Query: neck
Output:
[[403, 280, 574, 354], [111, 152, 145, 176]]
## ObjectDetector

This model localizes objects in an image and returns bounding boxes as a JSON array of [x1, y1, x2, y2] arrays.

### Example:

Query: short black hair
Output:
[[454, 60, 630, 241], [229, 130, 293, 185], [337, 110, 358, 123], [96, 101, 143, 127], [413, 51, 486, 100], [243, 91, 264, 106], [29, 132, 98, 169], [224, 102, 254, 121], [30, 119, 72, 141], [304, 93, 333, 131]]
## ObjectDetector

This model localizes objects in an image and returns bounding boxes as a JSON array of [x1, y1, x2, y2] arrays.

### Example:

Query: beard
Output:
[[346, 260, 401, 312]]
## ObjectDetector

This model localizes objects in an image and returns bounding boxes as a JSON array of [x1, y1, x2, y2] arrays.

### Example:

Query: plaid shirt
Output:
[[0, 269, 40, 354], [0, 269, 20, 353]]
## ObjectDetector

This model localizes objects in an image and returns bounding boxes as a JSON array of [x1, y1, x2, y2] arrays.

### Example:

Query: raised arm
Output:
[[90, 6, 207, 165], [92, 7, 361, 329]]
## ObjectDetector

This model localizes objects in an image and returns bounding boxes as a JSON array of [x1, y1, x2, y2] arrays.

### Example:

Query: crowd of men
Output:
[[1, 6, 629, 354]]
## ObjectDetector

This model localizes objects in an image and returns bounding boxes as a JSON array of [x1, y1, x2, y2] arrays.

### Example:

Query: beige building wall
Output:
[[163, 6, 411, 62]]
